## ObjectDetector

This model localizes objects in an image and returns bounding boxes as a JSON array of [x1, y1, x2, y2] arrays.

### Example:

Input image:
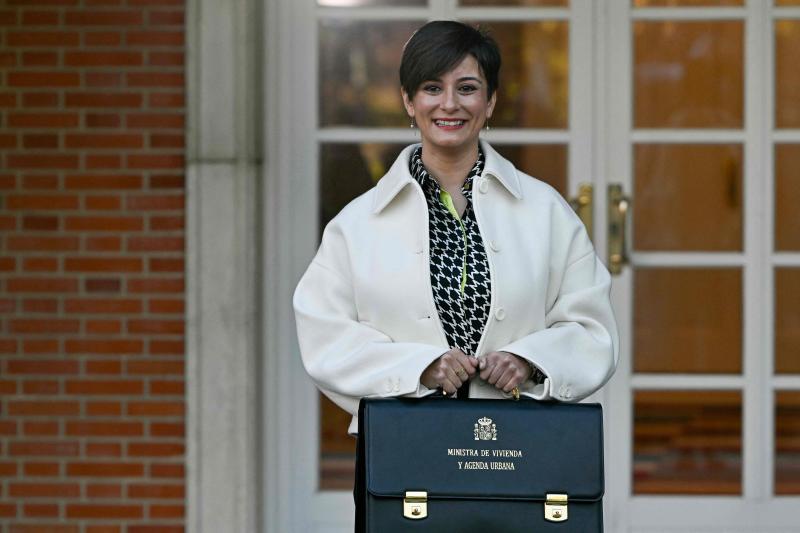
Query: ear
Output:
[[486, 91, 497, 119], [401, 88, 415, 118]]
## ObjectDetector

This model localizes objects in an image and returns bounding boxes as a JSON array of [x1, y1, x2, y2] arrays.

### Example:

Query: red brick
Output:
[[86, 195, 122, 210], [0, 133, 19, 148], [0, 462, 19, 476], [8, 278, 78, 293], [24, 503, 60, 517], [65, 257, 143, 273], [0, 92, 18, 106], [65, 174, 141, 189], [66, 92, 142, 108], [65, 299, 141, 314], [66, 421, 143, 436], [86, 400, 122, 414], [24, 462, 60, 476], [148, 299, 183, 313], [128, 319, 183, 335], [86, 361, 122, 374], [86, 113, 121, 128], [23, 421, 60, 436], [65, 380, 144, 395], [128, 279, 183, 293], [7, 31, 80, 46], [127, 401, 183, 417], [85, 31, 121, 46], [67, 504, 142, 519], [149, 259, 184, 274], [128, 442, 183, 457], [84, 278, 122, 293], [9, 112, 79, 128], [85, 442, 122, 457], [86, 319, 121, 334], [9, 401, 80, 416], [87, 483, 122, 498], [150, 504, 184, 519], [23, 339, 59, 354], [0, 421, 18, 435], [0, 216, 19, 230], [0, 52, 17, 67], [126, 72, 183, 87], [150, 422, 183, 437], [85, 72, 123, 87], [22, 51, 59, 66], [8, 360, 78, 374], [0, 338, 20, 353], [23, 175, 60, 190], [148, 53, 184, 68], [23, 258, 59, 272], [128, 483, 184, 499], [148, 11, 184, 26], [65, 133, 143, 149], [6, 152, 78, 168], [85, 236, 122, 251], [150, 175, 184, 189], [22, 11, 60, 25], [0, 503, 17, 518], [11, 319, 80, 334], [7, 235, 79, 251], [23, 134, 59, 149], [67, 462, 140, 478], [0, 299, 16, 312], [127, 113, 184, 129], [86, 526, 122, 533], [10, 482, 80, 498], [22, 216, 59, 230], [128, 361, 183, 376], [22, 93, 59, 107], [149, 463, 183, 478], [65, 51, 142, 67], [127, 31, 184, 46], [23, 380, 60, 394], [10, 441, 79, 457], [149, 339, 183, 354], [0, 10, 18, 24], [150, 381, 183, 395], [10, 0, 78, 3], [7, 194, 79, 209], [9, 72, 81, 87], [127, 195, 184, 210], [128, 236, 183, 251], [22, 297, 59, 311], [86, 154, 122, 169], [0, 257, 17, 271], [128, 0, 182, 4], [65, 11, 144, 26], [150, 133, 184, 148], [0, 174, 17, 188], [66, 216, 143, 231]]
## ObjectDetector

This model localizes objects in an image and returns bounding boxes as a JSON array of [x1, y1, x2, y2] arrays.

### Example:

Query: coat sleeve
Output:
[[293, 220, 445, 418], [499, 201, 619, 403]]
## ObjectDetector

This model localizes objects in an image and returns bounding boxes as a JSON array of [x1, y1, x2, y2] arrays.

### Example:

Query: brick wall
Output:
[[0, 0, 186, 531]]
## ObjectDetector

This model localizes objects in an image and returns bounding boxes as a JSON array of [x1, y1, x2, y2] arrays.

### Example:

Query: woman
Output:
[[294, 21, 618, 437]]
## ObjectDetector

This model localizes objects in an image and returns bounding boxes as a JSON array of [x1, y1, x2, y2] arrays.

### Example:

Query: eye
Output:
[[422, 84, 441, 94], [459, 84, 478, 94]]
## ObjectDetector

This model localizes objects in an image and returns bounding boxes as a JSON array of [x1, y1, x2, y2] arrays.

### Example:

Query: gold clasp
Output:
[[403, 491, 427, 519], [545, 493, 568, 522]]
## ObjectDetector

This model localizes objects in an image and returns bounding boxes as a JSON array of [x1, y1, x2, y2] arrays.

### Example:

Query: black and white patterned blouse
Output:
[[410, 146, 491, 359]]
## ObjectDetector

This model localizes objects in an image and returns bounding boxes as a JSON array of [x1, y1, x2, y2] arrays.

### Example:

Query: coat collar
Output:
[[371, 140, 522, 214]]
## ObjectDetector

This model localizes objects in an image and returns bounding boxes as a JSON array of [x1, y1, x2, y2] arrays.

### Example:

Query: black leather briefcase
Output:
[[356, 397, 604, 532]]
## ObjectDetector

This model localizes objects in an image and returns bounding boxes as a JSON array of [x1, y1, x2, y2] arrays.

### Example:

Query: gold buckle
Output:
[[545, 493, 568, 522], [403, 491, 427, 519]]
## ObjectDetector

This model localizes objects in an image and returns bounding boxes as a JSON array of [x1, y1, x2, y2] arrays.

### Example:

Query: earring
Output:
[[484, 118, 490, 132], [410, 118, 416, 128]]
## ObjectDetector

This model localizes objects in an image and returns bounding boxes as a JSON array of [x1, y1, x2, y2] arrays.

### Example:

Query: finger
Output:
[[453, 352, 477, 376], [444, 366, 464, 388], [496, 367, 518, 392], [486, 363, 506, 385], [440, 377, 458, 395]]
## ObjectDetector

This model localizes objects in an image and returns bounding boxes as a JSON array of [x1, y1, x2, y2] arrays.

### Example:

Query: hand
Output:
[[420, 348, 478, 395], [478, 351, 532, 393]]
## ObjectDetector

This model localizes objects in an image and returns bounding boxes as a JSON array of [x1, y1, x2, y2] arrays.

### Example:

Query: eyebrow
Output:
[[427, 76, 484, 84]]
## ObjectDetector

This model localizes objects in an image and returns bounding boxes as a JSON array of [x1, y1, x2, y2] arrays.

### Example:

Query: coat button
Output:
[[495, 307, 506, 321], [384, 380, 392, 393], [489, 240, 500, 252], [478, 179, 489, 194]]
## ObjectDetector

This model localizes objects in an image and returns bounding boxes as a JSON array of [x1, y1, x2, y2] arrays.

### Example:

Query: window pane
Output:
[[634, 21, 743, 128], [492, 144, 567, 197], [776, 391, 800, 495], [468, 21, 569, 128], [320, 143, 406, 231], [634, 268, 742, 374], [634, 390, 742, 494], [776, 144, 800, 251], [319, 20, 421, 127], [776, 0, 800, 5], [461, 0, 568, 5], [634, 144, 743, 251], [319, 0, 425, 5], [634, 0, 742, 5], [776, 21, 800, 128], [776, 268, 800, 375]]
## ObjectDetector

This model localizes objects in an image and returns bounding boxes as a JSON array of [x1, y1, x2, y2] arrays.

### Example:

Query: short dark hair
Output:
[[399, 20, 501, 100]]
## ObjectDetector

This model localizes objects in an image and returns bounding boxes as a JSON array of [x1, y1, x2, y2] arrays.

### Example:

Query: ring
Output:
[[456, 368, 467, 379], [511, 387, 520, 401]]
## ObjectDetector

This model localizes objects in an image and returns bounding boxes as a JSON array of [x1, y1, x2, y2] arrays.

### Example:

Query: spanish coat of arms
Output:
[[474, 416, 497, 441]]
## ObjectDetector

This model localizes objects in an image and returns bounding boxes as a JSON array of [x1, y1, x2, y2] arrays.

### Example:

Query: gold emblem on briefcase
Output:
[[474, 416, 497, 441]]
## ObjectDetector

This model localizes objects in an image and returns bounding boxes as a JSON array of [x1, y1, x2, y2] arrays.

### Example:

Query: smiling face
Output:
[[402, 54, 496, 157]]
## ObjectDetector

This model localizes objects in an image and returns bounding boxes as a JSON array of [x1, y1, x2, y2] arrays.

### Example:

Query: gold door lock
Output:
[[607, 184, 630, 275]]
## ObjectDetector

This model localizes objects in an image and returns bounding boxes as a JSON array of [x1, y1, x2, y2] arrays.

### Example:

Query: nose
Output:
[[439, 87, 459, 112]]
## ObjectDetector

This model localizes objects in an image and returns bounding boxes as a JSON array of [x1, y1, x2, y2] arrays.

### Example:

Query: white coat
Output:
[[293, 141, 619, 434]]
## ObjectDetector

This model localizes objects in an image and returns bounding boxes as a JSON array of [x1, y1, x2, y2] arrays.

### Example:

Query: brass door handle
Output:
[[607, 184, 630, 275], [568, 183, 593, 241]]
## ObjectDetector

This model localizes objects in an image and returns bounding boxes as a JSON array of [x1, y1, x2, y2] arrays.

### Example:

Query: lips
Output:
[[434, 119, 466, 128]]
